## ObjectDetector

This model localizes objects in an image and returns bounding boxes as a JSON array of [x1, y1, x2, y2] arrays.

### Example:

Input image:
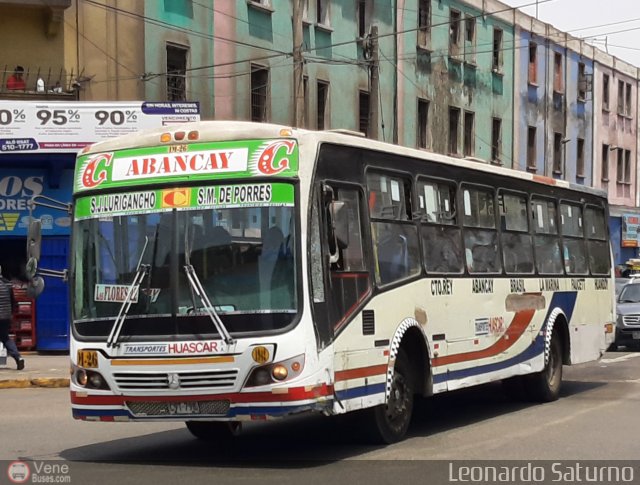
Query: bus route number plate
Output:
[[168, 402, 200, 415], [77, 350, 98, 368]]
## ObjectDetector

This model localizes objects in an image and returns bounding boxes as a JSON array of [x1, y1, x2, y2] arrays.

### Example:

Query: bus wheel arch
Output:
[[527, 308, 568, 402]]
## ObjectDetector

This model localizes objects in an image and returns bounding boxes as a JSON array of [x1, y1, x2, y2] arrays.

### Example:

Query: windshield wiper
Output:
[[183, 223, 234, 345], [106, 237, 150, 348]]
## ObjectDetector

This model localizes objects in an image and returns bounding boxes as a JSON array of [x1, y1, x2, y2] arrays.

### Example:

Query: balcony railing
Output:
[[0, 66, 78, 100]]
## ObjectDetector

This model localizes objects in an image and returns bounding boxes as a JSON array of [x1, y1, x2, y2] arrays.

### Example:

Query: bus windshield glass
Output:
[[72, 182, 298, 339]]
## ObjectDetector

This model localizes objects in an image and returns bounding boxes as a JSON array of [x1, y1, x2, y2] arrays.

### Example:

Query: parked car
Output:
[[613, 278, 640, 350], [616, 278, 630, 297]]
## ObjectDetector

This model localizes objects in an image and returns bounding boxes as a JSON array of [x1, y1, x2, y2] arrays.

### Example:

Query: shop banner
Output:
[[0, 169, 74, 236], [74, 139, 298, 193], [621, 214, 640, 248], [0, 101, 200, 153], [74, 182, 295, 220]]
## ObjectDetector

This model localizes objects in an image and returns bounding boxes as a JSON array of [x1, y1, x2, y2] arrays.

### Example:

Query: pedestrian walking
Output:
[[0, 266, 24, 370]]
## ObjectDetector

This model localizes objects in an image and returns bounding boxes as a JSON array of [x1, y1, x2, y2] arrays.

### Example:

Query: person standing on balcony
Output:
[[0, 266, 24, 370], [6, 66, 26, 91]]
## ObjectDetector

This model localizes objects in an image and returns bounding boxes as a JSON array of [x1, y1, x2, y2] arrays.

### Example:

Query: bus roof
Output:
[[81, 120, 607, 199]]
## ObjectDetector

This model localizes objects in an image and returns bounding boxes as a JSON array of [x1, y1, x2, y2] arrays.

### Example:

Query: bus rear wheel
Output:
[[363, 349, 414, 444], [185, 421, 242, 441], [526, 331, 563, 402]]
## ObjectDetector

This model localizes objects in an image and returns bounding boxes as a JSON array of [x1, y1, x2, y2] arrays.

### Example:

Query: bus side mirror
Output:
[[27, 218, 42, 261], [330, 200, 350, 250]]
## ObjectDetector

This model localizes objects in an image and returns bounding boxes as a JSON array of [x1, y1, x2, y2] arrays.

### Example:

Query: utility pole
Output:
[[369, 25, 379, 140], [293, 0, 304, 127]]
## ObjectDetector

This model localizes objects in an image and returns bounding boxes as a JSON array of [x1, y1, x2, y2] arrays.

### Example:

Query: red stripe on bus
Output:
[[71, 384, 334, 406], [334, 364, 388, 382], [431, 308, 536, 367]]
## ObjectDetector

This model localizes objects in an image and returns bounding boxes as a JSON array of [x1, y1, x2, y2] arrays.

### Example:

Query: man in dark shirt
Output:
[[0, 267, 24, 370]]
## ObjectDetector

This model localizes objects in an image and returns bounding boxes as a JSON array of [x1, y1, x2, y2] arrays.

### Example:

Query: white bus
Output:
[[34, 122, 613, 443]]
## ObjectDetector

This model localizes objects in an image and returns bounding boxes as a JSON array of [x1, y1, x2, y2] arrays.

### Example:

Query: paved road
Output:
[[1, 351, 639, 484]]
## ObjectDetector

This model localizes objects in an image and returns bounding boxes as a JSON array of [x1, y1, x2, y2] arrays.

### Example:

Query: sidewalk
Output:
[[0, 352, 70, 389]]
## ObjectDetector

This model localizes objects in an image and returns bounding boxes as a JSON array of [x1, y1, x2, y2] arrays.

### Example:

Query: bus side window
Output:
[[531, 198, 563, 275], [560, 202, 588, 275], [585, 206, 609, 275], [367, 172, 421, 285], [462, 185, 501, 274], [418, 178, 463, 274], [498, 192, 534, 274]]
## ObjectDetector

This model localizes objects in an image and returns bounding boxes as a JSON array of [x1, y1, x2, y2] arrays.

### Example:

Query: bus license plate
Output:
[[168, 402, 200, 415], [632, 332, 640, 340], [77, 350, 98, 368]]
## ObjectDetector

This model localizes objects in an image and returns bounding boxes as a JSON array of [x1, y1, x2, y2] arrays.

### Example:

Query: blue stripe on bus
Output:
[[433, 291, 578, 384], [335, 383, 386, 401], [72, 408, 129, 417]]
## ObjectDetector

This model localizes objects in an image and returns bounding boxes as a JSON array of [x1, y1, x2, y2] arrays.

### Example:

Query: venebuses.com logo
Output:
[[7, 461, 30, 483]]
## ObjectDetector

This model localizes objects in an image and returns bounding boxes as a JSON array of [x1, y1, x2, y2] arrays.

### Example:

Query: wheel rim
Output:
[[385, 371, 411, 432]]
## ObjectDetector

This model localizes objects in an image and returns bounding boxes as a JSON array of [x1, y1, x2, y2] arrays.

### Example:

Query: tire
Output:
[[185, 421, 242, 441], [362, 349, 414, 444], [526, 330, 563, 402]]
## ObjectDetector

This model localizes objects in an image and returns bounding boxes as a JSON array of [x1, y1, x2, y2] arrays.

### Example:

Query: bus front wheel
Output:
[[526, 331, 563, 402], [363, 349, 414, 444], [185, 421, 242, 441]]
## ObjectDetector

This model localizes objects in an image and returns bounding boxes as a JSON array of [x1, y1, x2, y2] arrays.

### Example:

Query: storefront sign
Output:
[[621, 214, 640, 247], [0, 101, 200, 153], [0, 169, 74, 236]]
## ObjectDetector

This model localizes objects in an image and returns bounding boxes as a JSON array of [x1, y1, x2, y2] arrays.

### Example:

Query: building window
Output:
[[166, 43, 188, 101], [625, 82, 632, 116], [449, 107, 460, 155], [602, 73, 610, 110], [465, 16, 476, 63], [576, 138, 585, 178], [317, 0, 330, 27], [618, 149, 632, 184], [577, 63, 586, 101], [492, 28, 503, 72], [417, 98, 429, 149], [359, 91, 370, 137], [527, 126, 536, 170], [418, 0, 431, 48], [450, 9, 461, 55], [553, 52, 563, 93], [357, 0, 370, 38], [553, 132, 563, 175], [317, 80, 329, 129], [491, 118, 502, 164], [528, 41, 537, 84], [617, 80, 625, 115], [601, 144, 609, 182], [463, 111, 474, 157], [250, 64, 269, 122]]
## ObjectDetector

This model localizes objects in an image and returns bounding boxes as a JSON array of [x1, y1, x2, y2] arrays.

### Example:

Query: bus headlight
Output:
[[244, 354, 305, 388], [73, 367, 110, 390]]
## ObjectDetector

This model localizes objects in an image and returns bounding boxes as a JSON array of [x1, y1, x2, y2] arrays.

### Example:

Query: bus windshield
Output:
[[72, 186, 298, 340]]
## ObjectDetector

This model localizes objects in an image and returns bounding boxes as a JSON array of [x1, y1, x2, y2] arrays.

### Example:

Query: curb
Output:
[[0, 378, 70, 389]]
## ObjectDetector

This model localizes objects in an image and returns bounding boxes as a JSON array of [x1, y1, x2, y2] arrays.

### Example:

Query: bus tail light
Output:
[[244, 354, 305, 388], [188, 130, 199, 140], [174, 131, 186, 141], [160, 133, 172, 143], [605, 323, 614, 334]]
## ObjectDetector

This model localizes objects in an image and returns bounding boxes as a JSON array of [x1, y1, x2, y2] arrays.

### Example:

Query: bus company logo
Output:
[[80, 153, 113, 189], [161, 188, 191, 208], [252, 140, 295, 176], [7, 461, 30, 483]]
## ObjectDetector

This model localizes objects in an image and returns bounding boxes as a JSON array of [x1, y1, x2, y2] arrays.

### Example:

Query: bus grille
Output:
[[113, 370, 239, 391], [623, 315, 640, 326], [126, 400, 230, 417]]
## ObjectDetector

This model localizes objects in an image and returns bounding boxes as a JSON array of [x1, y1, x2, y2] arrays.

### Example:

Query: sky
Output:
[[501, 0, 640, 67]]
